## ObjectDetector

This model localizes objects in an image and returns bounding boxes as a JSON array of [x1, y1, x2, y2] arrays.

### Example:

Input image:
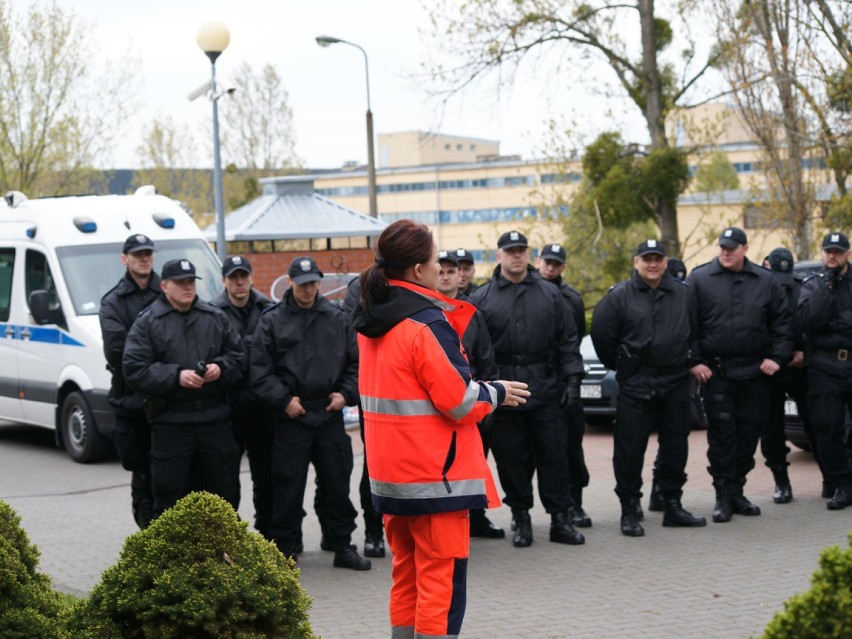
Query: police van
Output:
[[0, 187, 223, 463]]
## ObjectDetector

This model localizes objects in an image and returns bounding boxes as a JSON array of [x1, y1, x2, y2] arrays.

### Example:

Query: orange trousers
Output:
[[385, 510, 470, 638]]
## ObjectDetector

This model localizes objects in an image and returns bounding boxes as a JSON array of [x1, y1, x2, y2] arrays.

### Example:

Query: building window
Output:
[[456, 144, 463, 151], [470, 144, 476, 151], [444, 144, 451, 151]]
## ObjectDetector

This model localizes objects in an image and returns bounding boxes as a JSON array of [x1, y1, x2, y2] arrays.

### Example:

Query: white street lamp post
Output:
[[196, 21, 231, 261], [316, 35, 377, 219]]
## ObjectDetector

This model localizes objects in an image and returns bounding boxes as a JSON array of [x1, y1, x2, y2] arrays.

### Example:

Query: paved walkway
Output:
[[1, 423, 850, 638]]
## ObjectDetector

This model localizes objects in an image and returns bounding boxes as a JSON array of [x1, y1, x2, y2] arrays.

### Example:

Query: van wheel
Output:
[[60, 392, 110, 463]]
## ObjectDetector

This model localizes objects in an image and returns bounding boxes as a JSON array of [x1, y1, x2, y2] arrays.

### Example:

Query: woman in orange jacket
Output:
[[354, 219, 529, 638]]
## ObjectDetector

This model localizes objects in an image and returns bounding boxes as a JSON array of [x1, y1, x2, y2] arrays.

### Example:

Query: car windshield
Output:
[[55, 239, 224, 316]]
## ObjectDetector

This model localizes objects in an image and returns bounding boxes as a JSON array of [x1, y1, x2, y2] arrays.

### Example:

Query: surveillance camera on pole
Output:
[[188, 80, 212, 102]]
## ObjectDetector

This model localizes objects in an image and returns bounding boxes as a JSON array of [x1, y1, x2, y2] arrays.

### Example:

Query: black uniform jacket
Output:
[[99, 271, 162, 412], [210, 288, 273, 408], [546, 274, 586, 339], [687, 257, 793, 378], [591, 271, 696, 396], [469, 265, 582, 408], [457, 291, 498, 381], [249, 290, 359, 428], [797, 263, 852, 368], [122, 296, 247, 424]]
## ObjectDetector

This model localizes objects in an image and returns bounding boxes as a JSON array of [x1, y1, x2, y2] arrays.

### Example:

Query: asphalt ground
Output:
[[1, 421, 850, 639]]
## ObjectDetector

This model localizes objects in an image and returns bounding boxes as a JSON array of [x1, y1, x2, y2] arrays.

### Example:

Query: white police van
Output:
[[0, 187, 223, 463]]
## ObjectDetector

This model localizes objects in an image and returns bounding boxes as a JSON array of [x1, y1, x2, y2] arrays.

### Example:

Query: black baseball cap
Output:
[[161, 258, 201, 281], [636, 239, 666, 257], [288, 256, 323, 285], [122, 234, 155, 254], [540, 243, 566, 263], [822, 232, 850, 251], [454, 248, 474, 264], [222, 255, 252, 277], [719, 227, 748, 248], [667, 258, 687, 281], [767, 247, 794, 286], [497, 230, 528, 250], [438, 250, 459, 266]]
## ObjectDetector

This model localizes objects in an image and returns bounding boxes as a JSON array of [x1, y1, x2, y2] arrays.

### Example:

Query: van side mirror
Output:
[[29, 289, 51, 325]]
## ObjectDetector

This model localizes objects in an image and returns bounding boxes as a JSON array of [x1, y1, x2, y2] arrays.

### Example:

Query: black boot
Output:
[[730, 493, 761, 516], [712, 483, 732, 523], [662, 495, 707, 527], [364, 531, 386, 558], [333, 544, 372, 571], [470, 508, 505, 538], [827, 487, 851, 510], [549, 511, 585, 545], [771, 467, 793, 504], [130, 470, 154, 530], [619, 498, 644, 537], [319, 521, 334, 552], [635, 500, 644, 521], [511, 509, 533, 548], [568, 488, 592, 528], [648, 480, 664, 512]]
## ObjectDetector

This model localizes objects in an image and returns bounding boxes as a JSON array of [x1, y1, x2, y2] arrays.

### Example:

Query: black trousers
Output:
[[565, 402, 590, 491], [761, 370, 810, 471], [232, 407, 275, 538], [613, 378, 690, 500], [807, 364, 852, 489], [702, 375, 769, 488], [113, 410, 150, 471], [149, 421, 240, 518], [490, 403, 572, 513], [271, 412, 358, 551]]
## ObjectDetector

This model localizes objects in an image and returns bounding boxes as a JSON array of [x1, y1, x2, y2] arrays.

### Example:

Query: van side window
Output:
[[25, 250, 66, 328], [0, 249, 13, 322]]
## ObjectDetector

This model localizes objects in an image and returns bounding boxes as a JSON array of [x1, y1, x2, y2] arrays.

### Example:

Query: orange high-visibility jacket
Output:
[[355, 279, 504, 516]]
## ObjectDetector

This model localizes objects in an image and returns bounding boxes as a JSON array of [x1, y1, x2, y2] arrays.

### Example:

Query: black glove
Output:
[[560, 375, 582, 409]]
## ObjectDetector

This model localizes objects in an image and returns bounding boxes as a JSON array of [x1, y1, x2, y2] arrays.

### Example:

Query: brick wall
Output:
[[241, 248, 375, 298]]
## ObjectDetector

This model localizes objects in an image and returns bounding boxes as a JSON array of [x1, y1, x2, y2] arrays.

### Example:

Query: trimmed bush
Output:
[[758, 532, 852, 639], [68, 491, 316, 639], [0, 500, 69, 639]]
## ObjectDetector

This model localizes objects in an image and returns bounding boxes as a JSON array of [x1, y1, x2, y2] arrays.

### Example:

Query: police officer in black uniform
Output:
[[470, 230, 585, 547], [437, 249, 504, 539], [123, 258, 247, 519], [456, 248, 478, 296], [592, 240, 706, 536], [537, 242, 592, 528], [99, 233, 161, 529], [210, 255, 273, 538], [759, 248, 812, 504], [797, 231, 852, 510], [340, 275, 386, 558], [687, 227, 793, 523], [250, 256, 370, 570]]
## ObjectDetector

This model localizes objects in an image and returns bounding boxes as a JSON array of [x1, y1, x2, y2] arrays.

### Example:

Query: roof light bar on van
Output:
[[135, 185, 157, 196], [5, 191, 28, 207], [26, 226, 37, 239], [152, 213, 175, 229], [73, 217, 97, 233]]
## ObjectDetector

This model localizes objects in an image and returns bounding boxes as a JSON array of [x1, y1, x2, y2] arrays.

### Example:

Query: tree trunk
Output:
[[638, 0, 681, 256]]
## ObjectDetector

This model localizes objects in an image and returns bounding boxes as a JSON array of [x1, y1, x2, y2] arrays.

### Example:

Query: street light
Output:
[[196, 21, 230, 261], [316, 35, 377, 218]]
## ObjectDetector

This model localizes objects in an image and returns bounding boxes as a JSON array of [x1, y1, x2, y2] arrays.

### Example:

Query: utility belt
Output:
[[300, 397, 332, 411], [494, 352, 550, 366], [813, 347, 852, 362], [636, 363, 687, 376], [164, 398, 227, 412], [708, 356, 762, 375]]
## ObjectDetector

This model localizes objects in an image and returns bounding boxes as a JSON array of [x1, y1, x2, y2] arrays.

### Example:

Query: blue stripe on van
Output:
[[0, 323, 84, 347]]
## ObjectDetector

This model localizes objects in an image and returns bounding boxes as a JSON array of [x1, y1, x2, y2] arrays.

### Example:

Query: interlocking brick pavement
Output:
[[1, 422, 849, 638]]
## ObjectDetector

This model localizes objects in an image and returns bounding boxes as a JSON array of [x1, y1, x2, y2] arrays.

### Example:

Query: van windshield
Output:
[[55, 239, 224, 316]]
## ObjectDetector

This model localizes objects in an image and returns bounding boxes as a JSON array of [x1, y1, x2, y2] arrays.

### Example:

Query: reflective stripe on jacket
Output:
[[357, 280, 503, 516]]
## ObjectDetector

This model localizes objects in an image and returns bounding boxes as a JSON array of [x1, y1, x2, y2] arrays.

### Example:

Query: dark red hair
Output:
[[359, 219, 434, 309]]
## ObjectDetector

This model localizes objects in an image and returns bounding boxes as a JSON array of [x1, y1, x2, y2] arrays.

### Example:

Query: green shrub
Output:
[[758, 532, 852, 639], [68, 491, 316, 639], [0, 500, 69, 639]]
